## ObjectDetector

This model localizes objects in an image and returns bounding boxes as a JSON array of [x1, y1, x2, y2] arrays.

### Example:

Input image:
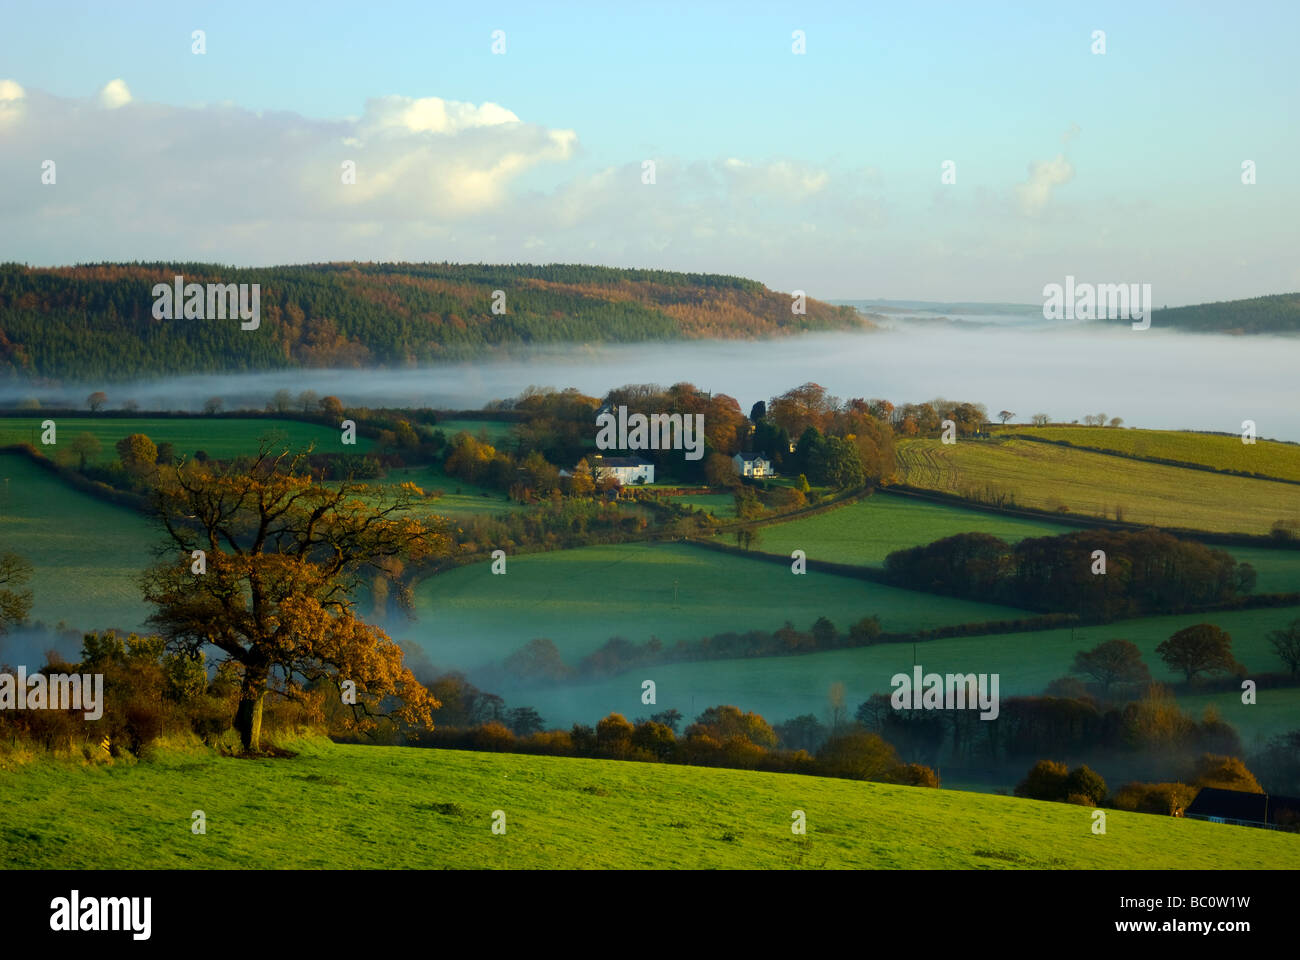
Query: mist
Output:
[[5, 325, 1298, 440]]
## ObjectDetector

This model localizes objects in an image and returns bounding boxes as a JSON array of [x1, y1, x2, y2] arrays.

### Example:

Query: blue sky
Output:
[[1, 0, 1297, 302]]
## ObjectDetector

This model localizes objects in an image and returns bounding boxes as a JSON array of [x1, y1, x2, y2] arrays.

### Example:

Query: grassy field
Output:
[[669, 492, 737, 519], [405, 541, 1032, 669], [433, 419, 518, 445], [516, 603, 1300, 730], [0, 416, 370, 463], [730, 491, 1300, 592], [733, 492, 1073, 566], [2, 738, 1295, 869], [896, 437, 1300, 535], [373, 464, 527, 518], [0, 453, 154, 635], [998, 425, 1300, 481]]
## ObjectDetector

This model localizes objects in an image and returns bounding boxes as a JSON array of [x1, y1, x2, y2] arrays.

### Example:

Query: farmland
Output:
[[2, 737, 1295, 869], [433, 419, 518, 445], [0, 416, 369, 463], [996, 425, 1300, 482], [667, 491, 737, 519], [728, 490, 1300, 593], [896, 437, 1300, 535], [405, 541, 1032, 668], [365, 464, 527, 519], [727, 491, 1073, 567], [0, 452, 153, 635], [515, 603, 1300, 731]]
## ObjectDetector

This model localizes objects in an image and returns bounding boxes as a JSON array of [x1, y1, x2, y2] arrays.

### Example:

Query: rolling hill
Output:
[[0, 262, 868, 380], [3, 738, 1295, 869], [1114, 292, 1300, 335]]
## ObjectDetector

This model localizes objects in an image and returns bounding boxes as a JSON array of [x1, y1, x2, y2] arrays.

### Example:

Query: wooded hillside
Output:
[[0, 262, 867, 380]]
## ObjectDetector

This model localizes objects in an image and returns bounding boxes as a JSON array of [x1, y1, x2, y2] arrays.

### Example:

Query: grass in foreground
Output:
[[2, 738, 1295, 869], [896, 437, 1300, 535]]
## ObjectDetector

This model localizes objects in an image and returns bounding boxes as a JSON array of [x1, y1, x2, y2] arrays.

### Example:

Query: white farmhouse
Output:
[[732, 451, 773, 478], [590, 454, 654, 485]]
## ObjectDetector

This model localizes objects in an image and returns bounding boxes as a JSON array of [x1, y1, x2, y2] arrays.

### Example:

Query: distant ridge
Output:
[[1128, 292, 1300, 334], [0, 262, 868, 381]]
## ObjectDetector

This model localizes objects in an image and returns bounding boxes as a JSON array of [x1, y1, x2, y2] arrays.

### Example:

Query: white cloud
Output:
[[1015, 153, 1074, 215], [721, 157, 829, 200], [362, 95, 520, 137], [0, 78, 26, 130], [98, 78, 132, 109], [0, 84, 898, 293]]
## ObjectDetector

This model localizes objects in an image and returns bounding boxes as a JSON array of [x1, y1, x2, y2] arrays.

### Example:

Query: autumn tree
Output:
[[141, 446, 450, 751], [203, 396, 224, 415], [816, 731, 899, 781], [595, 712, 635, 755], [1069, 638, 1151, 695], [1014, 759, 1069, 801], [0, 546, 32, 633], [998, 410, 1015, 424], [116, 433, 158, 474], [1031, 413, 1050, 426], [320, 396, 345, 420], [631, 719, 677, 760], [87, 391, 107, 412], [686, 705, 777, 748], [1156, 624, 1241, 683], [704, 452, 736, 488], [1193, 754, 1263, 793], [565, 458, 596, 497]]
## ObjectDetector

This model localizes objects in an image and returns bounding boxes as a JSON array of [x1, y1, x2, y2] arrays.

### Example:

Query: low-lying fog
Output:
[[4, 323, 1298, 439]]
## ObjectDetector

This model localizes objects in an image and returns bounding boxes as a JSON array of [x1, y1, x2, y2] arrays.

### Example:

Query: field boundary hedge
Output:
[[0, 443, 150, 513]]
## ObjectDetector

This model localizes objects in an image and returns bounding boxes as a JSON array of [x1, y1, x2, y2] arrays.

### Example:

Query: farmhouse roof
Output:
[[1184, 787, 1300, 825], [736, 451, 769, 461]]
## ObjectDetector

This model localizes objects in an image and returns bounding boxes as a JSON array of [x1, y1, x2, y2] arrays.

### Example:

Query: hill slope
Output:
[[0, 262, 867, 381], [1111, 292, 1300, 334], [2, 739, 1296, 869]]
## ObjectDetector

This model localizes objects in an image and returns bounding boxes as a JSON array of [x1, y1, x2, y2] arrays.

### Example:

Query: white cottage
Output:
[[590, 455, 655, 485], [732, 452, 772, 478]]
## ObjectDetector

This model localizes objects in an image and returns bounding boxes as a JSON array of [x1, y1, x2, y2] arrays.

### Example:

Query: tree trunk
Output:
[[235, 669, 268, 752]]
